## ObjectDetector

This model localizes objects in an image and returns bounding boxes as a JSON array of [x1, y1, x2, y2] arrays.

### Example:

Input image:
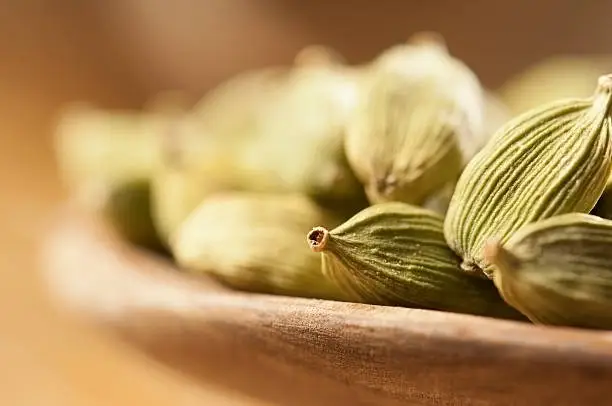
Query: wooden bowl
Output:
[[41, 210, 612, 406]]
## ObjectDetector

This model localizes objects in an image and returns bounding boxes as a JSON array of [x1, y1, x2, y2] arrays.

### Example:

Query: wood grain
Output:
[[42, 211, 612, 406]]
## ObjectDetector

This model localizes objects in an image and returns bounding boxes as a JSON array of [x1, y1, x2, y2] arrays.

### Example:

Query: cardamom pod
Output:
[[150, 115, 240, 242], [152, 50, 365, 240], [172, 193, 348, 301], [484, 213, 612, 329], [150, 66, 290, 242], [306, 202, 524, 319], [421, 91, 511, 216], [55, 104, 170, 249], [55, 104, 165, 187], [445, 74, 612, 279], [252, 50, 362, 201], [192, 66, 289, 139], [98, 180, 161, 250], [345, 32, 485, 205]]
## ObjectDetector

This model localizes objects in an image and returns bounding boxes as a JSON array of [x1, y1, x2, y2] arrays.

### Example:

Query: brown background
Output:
[[1, 1, 611, 405]]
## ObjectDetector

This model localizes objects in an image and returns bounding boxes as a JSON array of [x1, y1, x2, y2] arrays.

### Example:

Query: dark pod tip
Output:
[[366, 174, 398, 203], [307, 226, 330, 253]]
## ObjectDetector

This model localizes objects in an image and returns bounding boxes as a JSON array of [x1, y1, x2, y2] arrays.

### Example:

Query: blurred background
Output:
[[1, 1, 612, 405]]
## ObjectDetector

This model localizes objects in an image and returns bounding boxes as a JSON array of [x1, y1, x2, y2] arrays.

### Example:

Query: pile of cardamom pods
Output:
[[55, 32, 612, 330]]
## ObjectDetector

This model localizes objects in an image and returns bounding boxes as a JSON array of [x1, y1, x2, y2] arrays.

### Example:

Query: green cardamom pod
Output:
[[55, 104, 170, 250], [306, 202, 524, 320], [55, 104, 165, 188], [152, 51, 365, 240], [99, 180, 161, 250], [254, 51, 363, 201], [445, 74, 612, 279], [421, 91, 511, 216], [345, 32, 485, 205], [191, 66, 289, 140], [172, 193, 348, 301], [150, 115, 241, 242], [484, 213, 612, 329]]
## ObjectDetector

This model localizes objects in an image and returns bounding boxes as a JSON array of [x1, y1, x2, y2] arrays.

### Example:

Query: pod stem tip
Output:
[[307, 226, 330, 253]]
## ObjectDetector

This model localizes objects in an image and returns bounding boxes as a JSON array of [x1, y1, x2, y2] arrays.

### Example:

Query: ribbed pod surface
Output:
[[486, 213, 612, 329], [445, 75, 612, 278], [308, 203, 524, 319]]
